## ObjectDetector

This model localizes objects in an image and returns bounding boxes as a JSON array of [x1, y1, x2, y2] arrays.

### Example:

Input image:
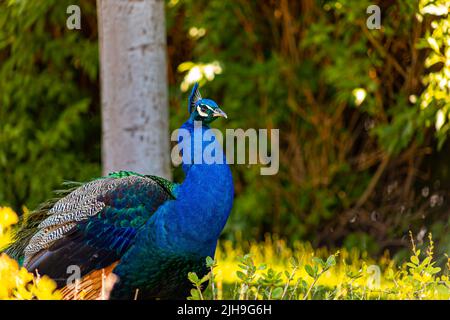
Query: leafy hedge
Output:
[[0, 0, 100, 211]]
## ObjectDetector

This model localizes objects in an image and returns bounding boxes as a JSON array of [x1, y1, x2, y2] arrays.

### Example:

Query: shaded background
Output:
[[0, 0, 449, 262]]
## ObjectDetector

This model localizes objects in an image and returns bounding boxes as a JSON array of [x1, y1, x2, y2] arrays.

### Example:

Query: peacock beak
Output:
[[213, 108, 228, 119]]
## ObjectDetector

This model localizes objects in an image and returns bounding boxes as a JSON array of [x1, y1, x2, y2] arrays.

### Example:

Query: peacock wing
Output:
[[14, 172, 175, 290]]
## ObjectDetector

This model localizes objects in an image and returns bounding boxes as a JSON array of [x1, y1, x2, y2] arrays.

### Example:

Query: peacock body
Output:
[[4, 84, 233, 299]]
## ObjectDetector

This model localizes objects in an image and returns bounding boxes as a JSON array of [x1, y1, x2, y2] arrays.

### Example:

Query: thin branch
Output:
[[355, 153, 391, 208], [357, 20, 408, 79]]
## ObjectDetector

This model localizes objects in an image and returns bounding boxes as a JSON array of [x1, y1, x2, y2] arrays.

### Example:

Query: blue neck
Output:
[[175, 120, 234, 245], [148, 119, 234, 256]]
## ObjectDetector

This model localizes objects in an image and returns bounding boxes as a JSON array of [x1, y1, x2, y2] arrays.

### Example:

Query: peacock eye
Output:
[[197, 105, 208, 117]]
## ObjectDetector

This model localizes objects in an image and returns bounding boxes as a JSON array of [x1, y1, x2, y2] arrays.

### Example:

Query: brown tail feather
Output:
[[60, 261, 119, 300]]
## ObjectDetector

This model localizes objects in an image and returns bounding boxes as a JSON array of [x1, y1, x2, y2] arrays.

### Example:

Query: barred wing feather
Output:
[[16, 174, 173, 287]]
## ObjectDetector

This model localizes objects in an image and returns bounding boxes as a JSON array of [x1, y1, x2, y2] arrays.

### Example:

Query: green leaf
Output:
[[305, 265, 316, 278], [313, 257, 325, 266], [421, 256, 431, 267], [258, 263, 267, 270], [326, 255, 336, 267], [200, 273, 210, 284], [188, 272, 199, 284], [206, 256, 215, 267], [313, 264, 319, 274], [190, 289, 200, 300], [430, 267, 441, 274], [410, 255, 420, 265], [236, 271, 246, 280], [272, 287, 283, 300], [427, 37, 440, 54]]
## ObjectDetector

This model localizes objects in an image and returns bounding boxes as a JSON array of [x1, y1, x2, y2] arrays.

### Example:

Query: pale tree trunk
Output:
[[97, 0, 170, 179]]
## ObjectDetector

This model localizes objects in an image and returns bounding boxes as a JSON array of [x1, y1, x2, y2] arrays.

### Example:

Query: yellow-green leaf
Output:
[[427, 37, 440, 54]]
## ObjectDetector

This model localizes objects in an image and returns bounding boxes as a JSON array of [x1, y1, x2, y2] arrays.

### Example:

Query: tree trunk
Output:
[[97, 0, 170, 179]]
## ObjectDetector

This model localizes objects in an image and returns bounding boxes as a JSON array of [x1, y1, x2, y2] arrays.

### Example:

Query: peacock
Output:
[[4, 83, 234, 300]]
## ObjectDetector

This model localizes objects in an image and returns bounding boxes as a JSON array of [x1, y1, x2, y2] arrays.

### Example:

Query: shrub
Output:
[[188, 235, 450, 300]]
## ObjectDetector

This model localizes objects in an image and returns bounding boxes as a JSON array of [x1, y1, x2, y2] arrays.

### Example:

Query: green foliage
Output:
[[187, 271, 209, 300], [0, 0, 100, 211], [188, 235, 450, 300], [303, 252, 338, 299], [417, 0, 450, 149], [187, 256, 220, 300]]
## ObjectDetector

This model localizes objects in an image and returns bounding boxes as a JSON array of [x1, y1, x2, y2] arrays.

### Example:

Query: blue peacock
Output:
[[4, 83, 234, 299]]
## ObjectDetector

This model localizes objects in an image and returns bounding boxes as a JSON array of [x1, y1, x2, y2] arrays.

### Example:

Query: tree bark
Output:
[[97, 0, 170, 179]]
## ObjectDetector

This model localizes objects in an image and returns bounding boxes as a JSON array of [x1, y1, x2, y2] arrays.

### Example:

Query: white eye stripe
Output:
[[197, 106, 208, 117], [200, 104, 215, 112]]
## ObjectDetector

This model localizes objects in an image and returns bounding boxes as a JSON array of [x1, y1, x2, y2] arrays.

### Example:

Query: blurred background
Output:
[[0, 0, 449, 264]]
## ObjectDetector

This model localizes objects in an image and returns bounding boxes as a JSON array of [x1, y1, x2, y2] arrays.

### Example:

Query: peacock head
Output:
[[188, 83, 227, 125]]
